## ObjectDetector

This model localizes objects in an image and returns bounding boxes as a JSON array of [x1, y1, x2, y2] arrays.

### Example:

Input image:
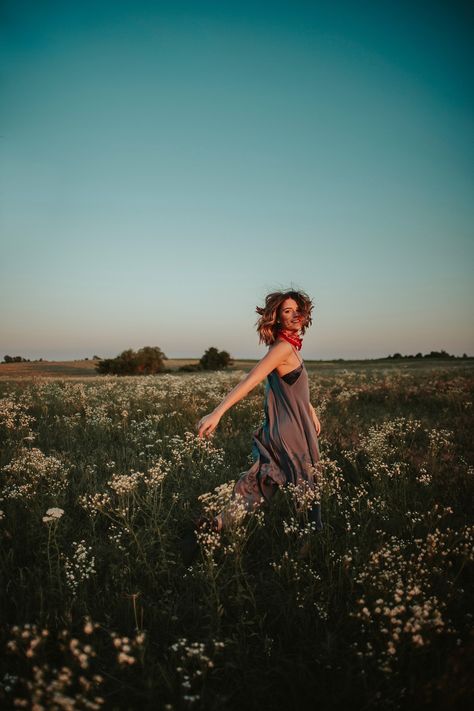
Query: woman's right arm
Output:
[[197, 340, 292, 438]]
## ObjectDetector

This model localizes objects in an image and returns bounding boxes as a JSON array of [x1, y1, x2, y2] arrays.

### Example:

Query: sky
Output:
[[1, 0, 473, 360]]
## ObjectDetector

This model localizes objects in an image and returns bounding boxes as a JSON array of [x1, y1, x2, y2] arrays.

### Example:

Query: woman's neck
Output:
[[277, 327, 303, 350]]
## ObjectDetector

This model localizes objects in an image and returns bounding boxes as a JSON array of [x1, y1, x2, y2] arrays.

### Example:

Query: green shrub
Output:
[[199, 346, 233, 370], [95, 346, 167, 375]]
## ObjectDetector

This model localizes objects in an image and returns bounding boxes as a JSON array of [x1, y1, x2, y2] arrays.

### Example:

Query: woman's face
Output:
[[278, 297, 303, 332]]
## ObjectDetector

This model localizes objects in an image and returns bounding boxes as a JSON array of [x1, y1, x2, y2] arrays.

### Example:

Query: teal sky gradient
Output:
[[1, 0, 473, 360]]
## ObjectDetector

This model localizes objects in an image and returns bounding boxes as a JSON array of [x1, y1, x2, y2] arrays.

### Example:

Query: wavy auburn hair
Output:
[[255, 289, 314, 347]]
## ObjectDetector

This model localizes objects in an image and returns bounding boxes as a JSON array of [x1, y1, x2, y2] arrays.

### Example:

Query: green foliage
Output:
[[178, 363, 203, 372], [387, 349, 468, 360], [199, 346, 233, 370], [3, 355, 29, 363], [95, 346, 167, 375]]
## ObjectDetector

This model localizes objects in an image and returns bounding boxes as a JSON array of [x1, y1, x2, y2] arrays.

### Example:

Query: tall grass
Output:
[[0, 364, 473, 710]]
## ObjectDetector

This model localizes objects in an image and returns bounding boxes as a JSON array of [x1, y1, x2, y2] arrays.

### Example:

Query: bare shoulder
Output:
[[244, 340, 294, 387], [266, 340, 293, 364]]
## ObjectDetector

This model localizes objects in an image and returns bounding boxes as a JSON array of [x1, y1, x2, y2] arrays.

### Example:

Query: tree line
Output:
[[387, 350, 470, 360], [94, 346, 232, 375], [1, 348, 471, 374]]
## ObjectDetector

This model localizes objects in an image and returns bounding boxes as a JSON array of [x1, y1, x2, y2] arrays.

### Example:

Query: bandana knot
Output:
[[277, 327, 303, 350]]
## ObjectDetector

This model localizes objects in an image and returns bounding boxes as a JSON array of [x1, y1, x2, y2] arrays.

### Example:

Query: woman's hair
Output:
[[255, 289, 314, 346]]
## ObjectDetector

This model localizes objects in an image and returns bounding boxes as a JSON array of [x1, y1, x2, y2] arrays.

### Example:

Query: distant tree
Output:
[[199, 346, 233, 370], [392, 353, 402, 359], [96, 349, 134, 375], [3, 355, 13, 363], [92, 355, 102, 360], [135, 346, 168, 374], [426, 350, 453, 359], [95, 346, 167, 375]]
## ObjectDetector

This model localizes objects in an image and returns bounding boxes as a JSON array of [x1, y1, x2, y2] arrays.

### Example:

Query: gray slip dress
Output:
[[221, 344, 323, 530]]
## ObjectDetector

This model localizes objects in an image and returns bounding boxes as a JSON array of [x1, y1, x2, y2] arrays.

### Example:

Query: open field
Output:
[[1, 357, 472, 381], [1, 362, 473, 709], [0, 359, 201, 380]]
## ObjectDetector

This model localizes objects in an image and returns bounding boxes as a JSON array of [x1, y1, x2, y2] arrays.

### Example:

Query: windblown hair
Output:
[[255, 289, 314, 347]]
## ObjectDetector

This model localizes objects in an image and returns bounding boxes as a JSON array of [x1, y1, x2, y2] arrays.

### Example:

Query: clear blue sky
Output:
[[1, 0, 473, 360]]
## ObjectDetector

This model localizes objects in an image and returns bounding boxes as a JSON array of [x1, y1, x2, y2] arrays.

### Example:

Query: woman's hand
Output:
[[197, 411, 221, 439], [310, 406, 321, 436]]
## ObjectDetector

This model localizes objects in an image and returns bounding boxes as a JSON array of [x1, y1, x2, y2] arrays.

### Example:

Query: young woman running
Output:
[[181, 289, 323, 565]]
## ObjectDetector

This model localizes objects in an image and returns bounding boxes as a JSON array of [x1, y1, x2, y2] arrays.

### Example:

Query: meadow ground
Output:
[[0, 360, 473, 710]]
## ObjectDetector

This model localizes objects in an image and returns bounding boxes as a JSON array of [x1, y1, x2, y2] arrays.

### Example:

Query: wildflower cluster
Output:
[[82, 401, 114, 429], [63, 540, 96, 594], [126, 412, 166, 451], [5, 623, 50, 659], [42, 507, 65, 524], [145, 456, 170, 486], [285, 479, 321, 514], [366, 493, 388, 516], [169, 637, 225, 705], [165, 430, 226, 476], [108, 521, 127, 551], [1, 622, 105, 710], [427, 427, 455, 458], [0, 396, 37, 442], [78, 492, 112, 517], [107, 470, 144, 496], [110, 631, 146, 666], [416, 465, 432, 486], [310, 455, 345, 506], [106, 457, 171, 496], [282, 517, 320, 538], [0, 447, 70, 503], [355, 417, 424, 481], [350, 524, 474, 674], [198, 481, 239, 521], [192, 483, 247, 558]]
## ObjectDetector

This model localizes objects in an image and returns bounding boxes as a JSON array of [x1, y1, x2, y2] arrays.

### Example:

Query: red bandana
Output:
[[277, 327, 303, 350]]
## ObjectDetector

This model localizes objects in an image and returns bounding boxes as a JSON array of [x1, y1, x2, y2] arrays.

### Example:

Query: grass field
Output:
[[2, 357, 471, 379], [0, 361, 473, 710], [0, 358, 280, 380]]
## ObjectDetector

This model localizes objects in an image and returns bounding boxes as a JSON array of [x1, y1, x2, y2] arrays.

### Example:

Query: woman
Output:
[[181, 289, 323, 565]]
